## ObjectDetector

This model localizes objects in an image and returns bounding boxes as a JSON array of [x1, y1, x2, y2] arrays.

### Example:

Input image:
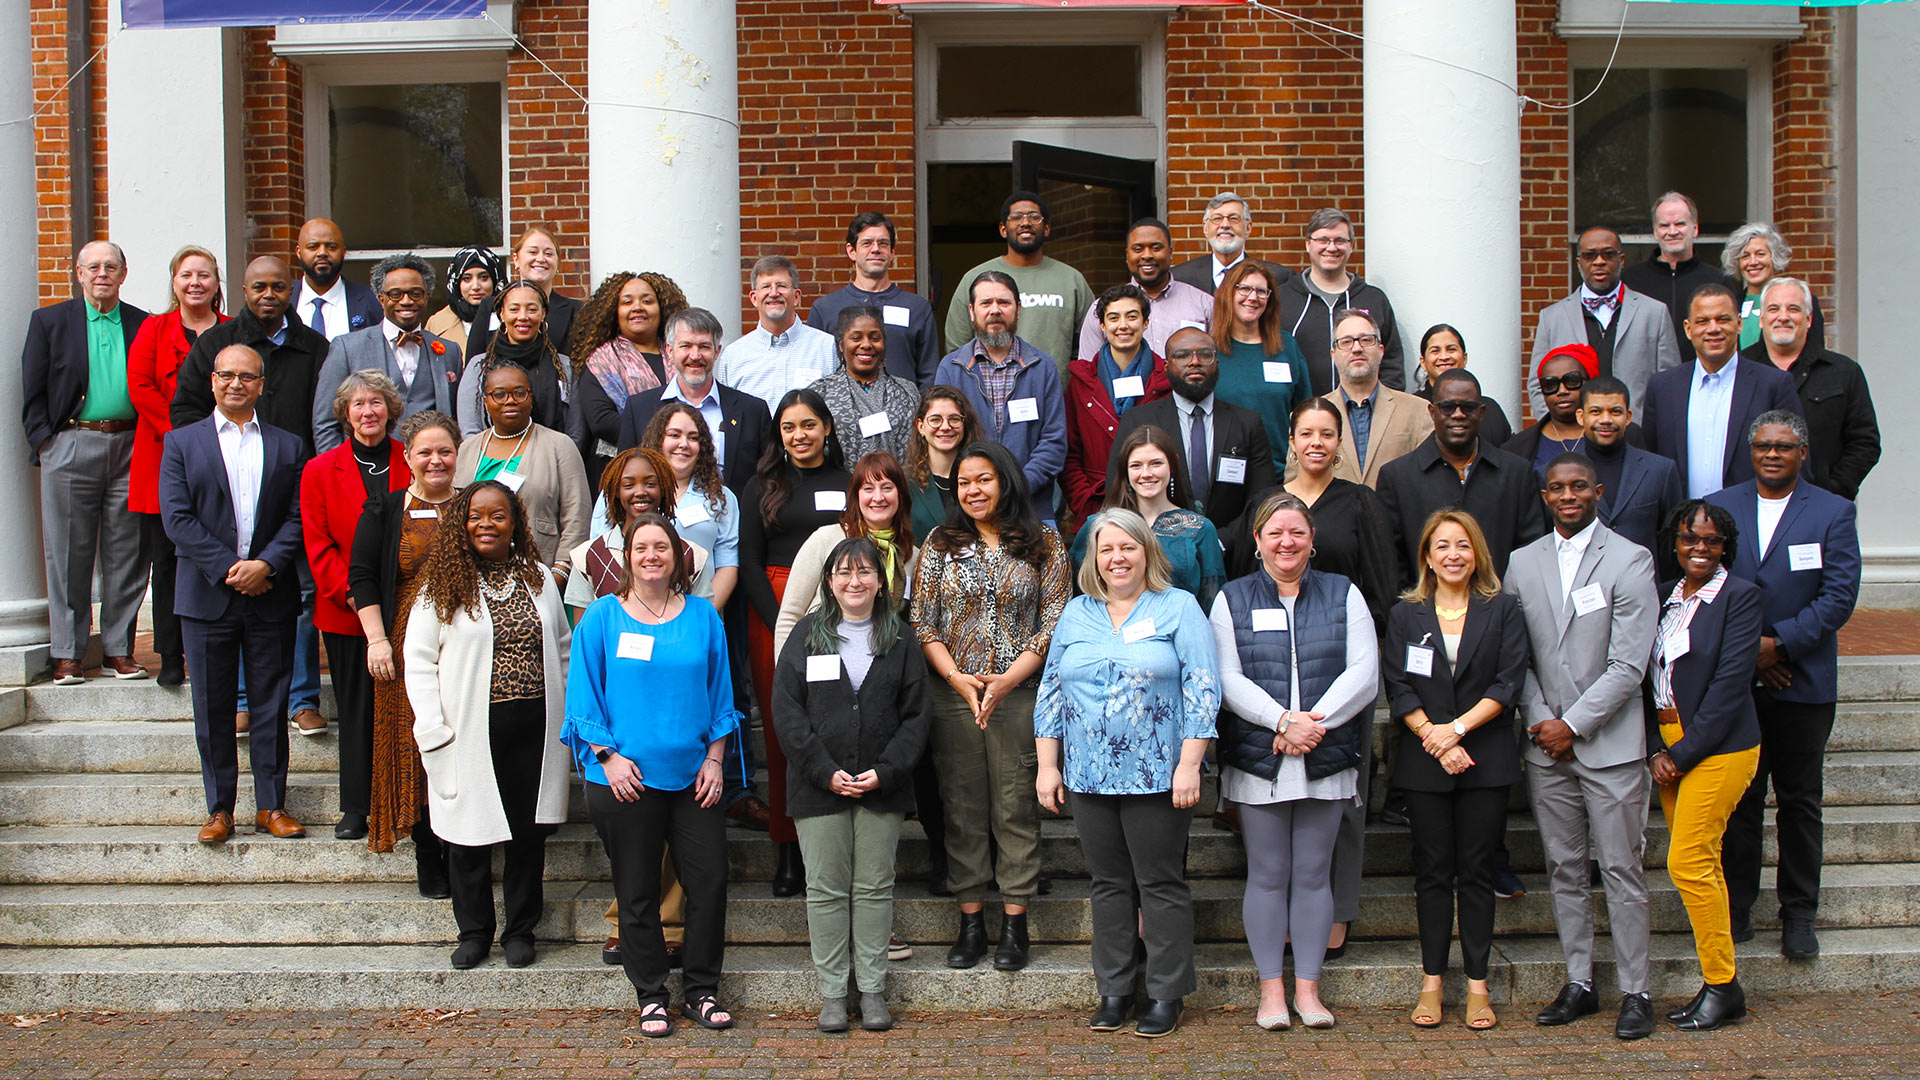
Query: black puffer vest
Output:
[[1217, 568, 1363, 781]]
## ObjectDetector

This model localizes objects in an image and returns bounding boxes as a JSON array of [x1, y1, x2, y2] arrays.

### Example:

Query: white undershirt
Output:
[[1757, 491, 1791, 557]]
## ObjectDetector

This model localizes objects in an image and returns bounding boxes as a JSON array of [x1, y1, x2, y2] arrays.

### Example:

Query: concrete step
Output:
[[4, 805, 1915, 886], [6, 929, 1919, 1014], [1836, 655, 1920, 702], [4, 862, 1909, 949]]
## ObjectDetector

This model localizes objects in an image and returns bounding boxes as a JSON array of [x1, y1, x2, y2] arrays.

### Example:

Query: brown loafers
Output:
[[198, 810, 234, 845], [51, 658, 85, 685], [292, 709, 328, 736], [255, 809, 307, 838]]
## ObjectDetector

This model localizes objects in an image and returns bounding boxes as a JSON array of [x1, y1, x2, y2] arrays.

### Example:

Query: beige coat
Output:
[[1327, 385, 1435, 489], [454, 422, 593, 570]]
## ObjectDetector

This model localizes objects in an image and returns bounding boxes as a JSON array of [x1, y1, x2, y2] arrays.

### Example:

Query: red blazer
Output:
[[1061, 352, 1172, 533], [302, 439, 410, 635], [127, 309, 228, 513]]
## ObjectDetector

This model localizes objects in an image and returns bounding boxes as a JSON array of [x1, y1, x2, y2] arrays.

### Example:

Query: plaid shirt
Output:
[[965, 339, 1029, 432]]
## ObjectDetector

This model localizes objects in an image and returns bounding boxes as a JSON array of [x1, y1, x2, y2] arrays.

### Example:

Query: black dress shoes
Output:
[[1135, 999, 1182, 1038], [993, 911, 1031, 971], [1781, 916, 1819, 959], [1729, 907, 1754, 944], [333, 813, 368, 841], [1673, 979, 1746, 1031], [450, 940, 489, 970], [1666, 983, 1708, 1023], [771, 842, 805, 897], [157, 655, 185, 688], [1615, 994, 1655, 1041], [1535, 983, 1599, 1026], [1089, 995, 1132, 1032], [946, 911, 988, 969]]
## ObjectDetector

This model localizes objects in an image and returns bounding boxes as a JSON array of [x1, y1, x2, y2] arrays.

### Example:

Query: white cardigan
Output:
[[404, 568, 573, 847], [772, 523, 920, 655]]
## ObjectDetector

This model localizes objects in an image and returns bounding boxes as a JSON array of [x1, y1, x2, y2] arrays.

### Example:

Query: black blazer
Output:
[[348, 488, 416, 632], [172, 309, 331, 457], [1501, 421, 1646, 480], [20, 298, 151, 463], [291, 279, 382, 336], [1597, 444, 1683, 558], [769, 612, 930, 818], [1113, 395, 1275, 574], [1383, 591, 1530, 792], [1739, 342, 1880, 501], [615, 382, 773, 499], [1376, 437, 1550, 590], [1647, 574, 1763, 773], [1169, 255, 1293, 296]]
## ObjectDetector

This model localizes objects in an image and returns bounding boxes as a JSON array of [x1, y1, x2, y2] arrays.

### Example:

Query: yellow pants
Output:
[[1658, 721, 1761, 985], [606, 847, 686, 947]]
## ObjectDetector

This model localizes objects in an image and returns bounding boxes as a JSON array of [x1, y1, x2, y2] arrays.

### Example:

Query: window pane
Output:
[[1572, 67, 1748, 236], [937, 45, 1140, 120], [329, 83, 503, 251], [1035, 177, 1131, 295]]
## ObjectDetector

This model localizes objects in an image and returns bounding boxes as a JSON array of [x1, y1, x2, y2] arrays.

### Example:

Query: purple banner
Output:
[[123, 0, 487, 29]]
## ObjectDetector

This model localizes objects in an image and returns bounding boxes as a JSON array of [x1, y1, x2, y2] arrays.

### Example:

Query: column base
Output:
[[0, 643, 50, 687]]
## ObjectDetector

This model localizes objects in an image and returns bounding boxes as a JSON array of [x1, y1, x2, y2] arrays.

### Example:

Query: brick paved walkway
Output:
[[4, 995, 1918, 1079]]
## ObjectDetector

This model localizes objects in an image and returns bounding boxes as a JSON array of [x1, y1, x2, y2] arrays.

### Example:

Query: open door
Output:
[[1014, 140, 1157, 296]]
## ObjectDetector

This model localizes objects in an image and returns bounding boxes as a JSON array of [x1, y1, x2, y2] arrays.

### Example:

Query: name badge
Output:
[[806, 654, 840, 682], [1740, 299, 1755, 318], [1121, 618, 1157, 644], [814, 490, 848, 512], [677, 501, 712, 527], [1111, 375, 1145, 400], [1788, 542, 1823, 571], [1217, 456, 1247, 485], [1406, 645, 1435, 677], [1007, 397, 1040, 424], [1662, 628, 1691, 664], [952, 544, 977, 560], [617, 632, 654, 661], [883, 304, 911, 327], [859, 412, 893, 438], [1263, 362, 1293, 384], [793, 367, 822, 388], [408, 509, 438, 520], [1251, 608, 1289, 633], [497, 470, 527, 493], [1571, 583, 1606, 617]]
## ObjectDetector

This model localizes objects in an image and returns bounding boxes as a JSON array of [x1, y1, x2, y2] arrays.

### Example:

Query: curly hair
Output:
[[569, 271, 692, 380], [905, 386, 979, 489], [640, 403, 726, 520], [413, 480, 547, 624], [598, 446, 678, 532]]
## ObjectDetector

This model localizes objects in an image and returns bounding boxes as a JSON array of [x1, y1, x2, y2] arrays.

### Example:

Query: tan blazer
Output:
[[453, 422, 593, 570], [1306, 385, 1433, 489]]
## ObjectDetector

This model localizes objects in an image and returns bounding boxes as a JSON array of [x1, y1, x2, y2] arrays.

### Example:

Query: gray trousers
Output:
[[793, 806, 904, 998], [930, 682, 1040, 903], [1526, 754, 1651, 994], [1071, 791, 1197, 1000], [39, 428, 143, 658]]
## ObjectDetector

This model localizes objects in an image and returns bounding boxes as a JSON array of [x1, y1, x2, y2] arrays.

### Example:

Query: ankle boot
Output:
[[946, 910, 988, 968], [772, 841, 805, 897], [414, 822, 451, 899], [993, 911, 1031, 971]]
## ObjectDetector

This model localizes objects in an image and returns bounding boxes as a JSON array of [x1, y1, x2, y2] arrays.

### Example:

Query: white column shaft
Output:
[[0, 0, 49, 647]]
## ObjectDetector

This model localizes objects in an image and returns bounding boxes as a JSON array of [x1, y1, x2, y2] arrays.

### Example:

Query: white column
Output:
[[0, 0, 50, 660], [587, 0, 740, 327], [106, 4, 242, 310], [1363, 0, 1521, 414]]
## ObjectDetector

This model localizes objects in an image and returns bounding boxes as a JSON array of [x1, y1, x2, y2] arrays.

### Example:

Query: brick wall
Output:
[[1772, 10, 1839, 339], [31, 0, 110, 305], [507, 0, 591, 299], [241, 28, 304, 269], [1517, 0, 1573, 401]]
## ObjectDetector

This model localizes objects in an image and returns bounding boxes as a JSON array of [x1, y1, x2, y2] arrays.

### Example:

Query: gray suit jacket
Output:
[[312, 324, 463, 453], [1527, 290, 1679, 420], [1505, 522, 1657, 770]]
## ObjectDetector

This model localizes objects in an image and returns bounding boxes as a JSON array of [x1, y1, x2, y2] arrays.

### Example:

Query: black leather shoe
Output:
[[503, 938, 535, 968], [157, 656, 185, 688], [1729, 908, 1754, 944], [450, 939, 489, 970], [1615, 994, 1655, 1041], [1135, 999, 1182, 1038], [772, 842, 805, 898], [1535, 983, 1599, 1026], [1089, 995, 1131, 1032], [946, 911, 987, 969], [993, 911, 1031, 971], [1666, 983, 1708, 1023], [333, 813, 368, 841], [1674, 979, 1746, 1031], [1782, 916, 1819, 959]]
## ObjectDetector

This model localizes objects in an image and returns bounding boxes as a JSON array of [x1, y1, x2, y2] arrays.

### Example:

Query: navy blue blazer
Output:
[[1640, 357, 1801, 495], [20, 298, 151, 464], [291, 279, 381, 337], [1382, 591, 1530, 792], [1648, 573, 1763, 773], [157, 415, 308, 623], [1706, 479, 1860, 704], [1599, 445, 1683, 556]]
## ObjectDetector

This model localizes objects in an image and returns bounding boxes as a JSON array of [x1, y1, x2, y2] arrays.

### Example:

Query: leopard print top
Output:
[[482, 567, 546, 702]]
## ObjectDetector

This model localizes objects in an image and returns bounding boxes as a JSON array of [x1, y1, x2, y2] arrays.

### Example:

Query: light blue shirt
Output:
[[1685, 359, 1738, 498], [716, 320, 839, 414], [672, 483, 740, 575], [660, 377, 729, 480], [1034, 589, 1220, 795]]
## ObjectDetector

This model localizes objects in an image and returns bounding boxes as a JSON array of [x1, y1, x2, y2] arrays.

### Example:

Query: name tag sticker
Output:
[[616, 632, 654, 661], [408, 509, 438, 520], [1252, 608, 1289, 633], [1740, 299, 1755, 318], [1571, 583, 1607, 617], [1122, 618, 1157, 644], [814, 490, 848, 512], [497, 470, 527, 493], [1111, 375, 1146, 400], [1007, 397, 1040, 424], [859, 412, 893, 438], [1263, 362, 1293, 384], [678, 501, 712, 527], [806, 654, 840, 682], [1406, 645, 1435, 677], [952, 545, 976, 560], [1663, 628, 1691, 664], [883, 304, 911, 327], [1789, 542, 1823, 571], [793, 367, 822, 388], [1217, 456, 1247, 485]]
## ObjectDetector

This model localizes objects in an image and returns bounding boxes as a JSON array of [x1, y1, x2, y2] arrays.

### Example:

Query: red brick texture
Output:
[[240, 28, 305, 271], [1771, 10, 1839, 340], [506, 0, 591, 299], [31, 0, 110, 305]]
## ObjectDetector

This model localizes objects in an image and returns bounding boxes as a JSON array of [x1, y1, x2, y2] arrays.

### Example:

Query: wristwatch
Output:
[[1452, 719, 1468, 736], [594, 747, 613, 764], [1278, 711, 1293, 734]]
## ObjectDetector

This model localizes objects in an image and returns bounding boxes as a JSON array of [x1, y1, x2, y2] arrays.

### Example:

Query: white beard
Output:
[[1209, 234, 1245, 260]]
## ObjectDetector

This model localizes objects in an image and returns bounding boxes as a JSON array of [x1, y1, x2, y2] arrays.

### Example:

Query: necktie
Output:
[[309, 297, 327, 338], [1188, 406, 1211, 507]]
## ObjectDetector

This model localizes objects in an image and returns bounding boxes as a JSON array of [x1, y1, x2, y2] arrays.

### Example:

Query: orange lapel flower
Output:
[[429, 340, 446, 355]]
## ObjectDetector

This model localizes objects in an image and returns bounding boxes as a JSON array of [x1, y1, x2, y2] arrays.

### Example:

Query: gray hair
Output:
[[1305, 208, 1352, 237], [1721, 222, 1793, 279], [750, 254, 800, 291], [1650, 190, 1699, 226], [74, 240, 127, 269], [332, 369, 405, 433], [1333, 307, 1383, 339], [1760, 276, 1814, 312], [369, 253, 434, 294], [1749, 408, 1809, 447], [1205, 191, 1250, 218], [1074, 507, 1173, 601], [665, 307, 724, 348]]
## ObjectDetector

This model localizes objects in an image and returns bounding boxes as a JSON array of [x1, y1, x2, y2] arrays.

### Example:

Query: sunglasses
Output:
[[1539, 373, 1587, 395]]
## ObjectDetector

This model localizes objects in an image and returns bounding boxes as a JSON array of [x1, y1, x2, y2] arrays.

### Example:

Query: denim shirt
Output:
[[1034, 588, 1221, 795]]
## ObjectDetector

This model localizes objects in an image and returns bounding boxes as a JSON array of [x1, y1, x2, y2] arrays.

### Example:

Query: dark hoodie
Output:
[[1277, 272, 1406, 396]]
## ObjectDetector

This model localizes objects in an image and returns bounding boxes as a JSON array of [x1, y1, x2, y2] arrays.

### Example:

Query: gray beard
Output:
[[979, 328, 1014, 351], [1209, 235, 1245, 259]]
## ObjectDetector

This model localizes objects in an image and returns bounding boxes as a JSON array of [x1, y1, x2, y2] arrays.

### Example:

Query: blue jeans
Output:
[[288, 558, 320, 715]]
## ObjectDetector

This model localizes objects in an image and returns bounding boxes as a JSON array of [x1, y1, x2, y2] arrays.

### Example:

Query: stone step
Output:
[[1835, 655, 1920, 703], [4, 862, 1909, 950], [4, 805, 1915, 886], [6, 929, 1919, 1014]]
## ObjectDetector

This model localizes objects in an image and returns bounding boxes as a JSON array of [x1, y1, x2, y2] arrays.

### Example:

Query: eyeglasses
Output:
[[1233, 285, 1271, 299], [1676, 532, 1727, 549], [1205, 213, 1247, 226], [922, 415, 966, 429], [1308, 235, 1353, 248], [1332, 334, 1382, 351], [829, 566, 880, 582], [1752, 440, 1804, 454], [1167, 347, 1220, 362], [1539, 373, 1586, 394], [485, 387, 532, 403], [212, 370, 263, 384], [1576, 249, 1624, 263], [381, 287, 429, 302], [1432, 400, 1487, 415], [1006, 211, 1046, 224]]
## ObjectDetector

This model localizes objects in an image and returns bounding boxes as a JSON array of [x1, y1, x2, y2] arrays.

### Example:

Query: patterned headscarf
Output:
[[444, 246, 507, 322]]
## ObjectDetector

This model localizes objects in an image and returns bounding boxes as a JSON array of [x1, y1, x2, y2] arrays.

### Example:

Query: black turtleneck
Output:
[[350, 436, 393, 499], [1588, 437, 1626, 511]]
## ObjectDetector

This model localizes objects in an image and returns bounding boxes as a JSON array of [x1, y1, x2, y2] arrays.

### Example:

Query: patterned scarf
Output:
[[584, 337, 671, 413]]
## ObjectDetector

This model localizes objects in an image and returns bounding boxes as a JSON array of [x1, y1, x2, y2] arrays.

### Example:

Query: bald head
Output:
[[295, 218, 346, 292], [242, 257, 294, 324], [73, 240, 127, 311], [211, 344, 265, 421]]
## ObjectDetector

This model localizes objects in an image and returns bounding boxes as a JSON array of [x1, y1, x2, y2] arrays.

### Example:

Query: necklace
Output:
[[1435, 603, 1467, 620], [631, 591, 674, 622], [408, 485, 453, 505], [482, 424, 532, 465], [478, 566, 519, 603]]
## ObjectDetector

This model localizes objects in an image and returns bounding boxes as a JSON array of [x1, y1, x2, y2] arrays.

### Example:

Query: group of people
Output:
[[19, 185, 1872, 1040]]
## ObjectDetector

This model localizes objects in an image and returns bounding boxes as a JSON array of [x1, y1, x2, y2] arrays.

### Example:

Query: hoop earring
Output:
[[1310, 547, 1318, 558]]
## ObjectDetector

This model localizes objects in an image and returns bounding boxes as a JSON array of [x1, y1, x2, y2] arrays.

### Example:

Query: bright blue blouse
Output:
[[1070, 508, 1226, 613]]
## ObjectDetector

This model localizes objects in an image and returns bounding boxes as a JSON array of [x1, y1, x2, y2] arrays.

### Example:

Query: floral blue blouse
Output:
[[1069, 507, 1225, 613], [1034, 588, 1221, 795]]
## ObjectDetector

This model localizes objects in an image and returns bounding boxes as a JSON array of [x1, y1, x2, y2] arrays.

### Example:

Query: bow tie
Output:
[[1581, 287, 1621, 315], [395, 330, 423, 348]]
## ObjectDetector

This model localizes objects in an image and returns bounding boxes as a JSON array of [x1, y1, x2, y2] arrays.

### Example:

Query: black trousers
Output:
[[586, 780, 729, 1006], [320, 631, 372, 817], [445, 698, 549, 945], [182, 608, 293, 815], [1405, 785, 1509, 979], [138, 512, 182, 660], [1071, 791, 1197, 1000], [1723, 694, 1836, 921]]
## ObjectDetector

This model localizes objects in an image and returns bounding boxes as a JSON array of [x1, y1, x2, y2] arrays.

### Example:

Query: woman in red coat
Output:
[[1061, 284, 1171, 537], [127, 245, 228, 687], [303, 371, 411, 840]]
